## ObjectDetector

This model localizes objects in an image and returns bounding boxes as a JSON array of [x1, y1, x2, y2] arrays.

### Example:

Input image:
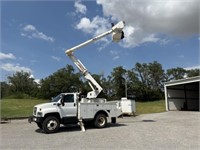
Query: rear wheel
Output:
[[94, 114, 107, 128], [43, 116, 60, 134]]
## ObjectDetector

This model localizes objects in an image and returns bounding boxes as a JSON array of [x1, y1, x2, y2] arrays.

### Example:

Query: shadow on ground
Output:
[[35, 123, 127, 134]]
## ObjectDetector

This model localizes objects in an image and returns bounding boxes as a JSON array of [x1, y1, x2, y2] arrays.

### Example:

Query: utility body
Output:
[[29, 21, 125, 133]]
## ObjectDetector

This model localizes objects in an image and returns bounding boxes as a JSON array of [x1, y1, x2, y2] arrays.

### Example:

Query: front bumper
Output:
[[28, 116, 43, 123]]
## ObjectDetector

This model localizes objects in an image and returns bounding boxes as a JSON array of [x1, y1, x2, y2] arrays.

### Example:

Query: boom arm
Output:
[[65, 21, 125, 98], [67, 52, 103, 98]]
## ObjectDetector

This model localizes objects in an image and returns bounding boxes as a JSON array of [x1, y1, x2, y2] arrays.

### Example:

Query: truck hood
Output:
[[35, 102, 55, 109], [34, 102, 59, 117]]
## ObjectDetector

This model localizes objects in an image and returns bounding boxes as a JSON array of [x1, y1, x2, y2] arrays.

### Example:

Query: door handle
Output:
[[74, 103, 76, 107]]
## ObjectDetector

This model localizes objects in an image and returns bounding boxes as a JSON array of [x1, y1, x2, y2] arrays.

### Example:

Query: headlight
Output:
[[37, 112, 43, 117]]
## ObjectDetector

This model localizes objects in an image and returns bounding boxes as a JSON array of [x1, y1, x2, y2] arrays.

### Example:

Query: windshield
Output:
[[51, 94, 63, 102]]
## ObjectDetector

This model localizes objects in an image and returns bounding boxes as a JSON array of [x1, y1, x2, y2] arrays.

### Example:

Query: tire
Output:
[[43, 116, 60, 134], [36, 122, 43, 129], [94, 114, 107, 128]]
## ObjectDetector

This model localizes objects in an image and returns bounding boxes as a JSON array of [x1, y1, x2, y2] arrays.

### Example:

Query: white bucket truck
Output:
[[29, 21, 126, 133], [29, 92, 122, 133]]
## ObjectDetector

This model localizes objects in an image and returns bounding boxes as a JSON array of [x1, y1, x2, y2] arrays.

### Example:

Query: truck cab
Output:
[[29, 93, 79, 133], [52, 93, 79, 123]]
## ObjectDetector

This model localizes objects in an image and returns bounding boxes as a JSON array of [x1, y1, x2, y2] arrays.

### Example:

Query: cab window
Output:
[[63, 94, 74, 103]]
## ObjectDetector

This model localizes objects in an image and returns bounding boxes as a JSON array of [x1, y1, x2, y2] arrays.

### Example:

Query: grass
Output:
[[1, 99, 166, 119], [136, 100, 166, 114], [1, 99, 48, 119]]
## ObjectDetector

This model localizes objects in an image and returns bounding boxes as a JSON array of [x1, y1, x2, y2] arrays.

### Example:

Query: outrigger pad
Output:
[[78, 119, 85, 132]]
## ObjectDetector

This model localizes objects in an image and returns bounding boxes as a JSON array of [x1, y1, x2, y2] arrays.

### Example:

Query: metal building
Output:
[[164, 76, 200, 111]]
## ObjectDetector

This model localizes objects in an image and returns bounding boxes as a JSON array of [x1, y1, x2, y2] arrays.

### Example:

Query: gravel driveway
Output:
[[1, 111, 199, 150]]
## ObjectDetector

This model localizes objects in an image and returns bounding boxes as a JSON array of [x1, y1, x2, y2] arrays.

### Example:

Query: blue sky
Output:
[[1, 0, 199, 82]]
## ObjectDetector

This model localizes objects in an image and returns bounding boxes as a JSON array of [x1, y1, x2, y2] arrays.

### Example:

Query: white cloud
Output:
[[141, 34, 159, 43], [184, 65, 200, 70], [75, 16, 111, 47], [97, 0, 199, 48], [21, 24, 55, 42], [23, 24, 36, 31], [1, 63, 32, 73], [51, 56, 61, 62], [121, 25, 161, 48], [113, 55, 120, 60], [0, 52, 16, 60], [30, 74, 40, 84], [74, 1, 87, 15], [75, 16, 165, 49], [76, 16, 110, 35], [159, 39, 171, 45], [76, 17, 97, 34], [110, 50, 119, 55], [110, 50, 120, 60]]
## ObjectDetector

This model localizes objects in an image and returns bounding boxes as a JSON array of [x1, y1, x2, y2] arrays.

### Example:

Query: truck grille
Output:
[[33, 107, 37, 116]]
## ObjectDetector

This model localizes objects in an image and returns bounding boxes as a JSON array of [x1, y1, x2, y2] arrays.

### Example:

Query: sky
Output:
[[1, 0, 199, 83]]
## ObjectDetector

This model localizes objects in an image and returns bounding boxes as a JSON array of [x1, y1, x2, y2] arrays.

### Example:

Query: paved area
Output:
[[0, 111, 199, 150]]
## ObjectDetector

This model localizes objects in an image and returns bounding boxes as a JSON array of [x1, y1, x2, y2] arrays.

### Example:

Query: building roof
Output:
[[164, 76, 200, 87]]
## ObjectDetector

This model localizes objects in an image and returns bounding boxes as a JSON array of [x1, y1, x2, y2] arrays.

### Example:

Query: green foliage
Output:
[[5, 92, 32, 99], [39, 65, 83, 99], [187, 69, 200, 77], [133, 61, 164, 101], [166, 67, 186, 80], [1, 82, 11, 98], [1, 61, 199, 101], [110, 66, 127, 99], [136, 100, 166, 114], [1, 99, 48, 119], [1, 71, 39, 99]]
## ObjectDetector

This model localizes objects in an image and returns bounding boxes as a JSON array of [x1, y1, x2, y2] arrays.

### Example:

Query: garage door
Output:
[[165, 77, 200, 112]]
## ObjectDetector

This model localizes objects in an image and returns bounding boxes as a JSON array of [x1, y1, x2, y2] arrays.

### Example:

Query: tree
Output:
[[166, 67, 186, 80], [186, 69, 199, 77], [1, 82, 11, 98], [101, 75, 113, 99], [134, 61, 164, 101], [134, 62, 150, 100], [148, 61, 165, 90], [39, 65, 83, 99], [110, 66, 127, 99], [125, 69, 140, 99], [7, 71, 38, 98]]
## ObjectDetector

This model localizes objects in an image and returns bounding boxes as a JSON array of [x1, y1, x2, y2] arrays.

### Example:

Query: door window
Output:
[[64, 94, 74, 103]]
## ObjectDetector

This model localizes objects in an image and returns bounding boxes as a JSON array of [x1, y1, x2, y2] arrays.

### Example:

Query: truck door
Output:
[[59, 94, 77, 118]]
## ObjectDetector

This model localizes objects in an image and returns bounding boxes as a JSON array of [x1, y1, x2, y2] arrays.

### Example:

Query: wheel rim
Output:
[[98, 117, 105, 126], [47, 120, 58, 131]]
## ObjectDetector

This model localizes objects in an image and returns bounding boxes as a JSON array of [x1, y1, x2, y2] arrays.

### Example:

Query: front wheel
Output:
[[43, 116, 60, 134], [94, 114, 107, 128]]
